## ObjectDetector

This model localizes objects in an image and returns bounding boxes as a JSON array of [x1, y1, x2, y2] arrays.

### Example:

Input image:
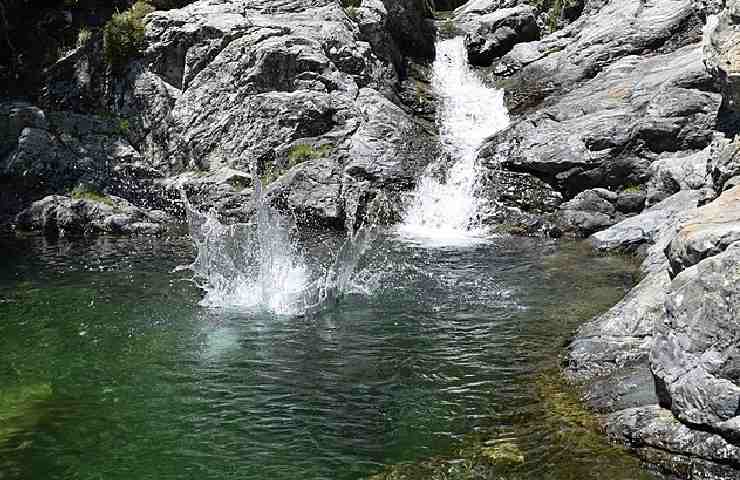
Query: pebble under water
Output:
[[0, 231, 659, 480]]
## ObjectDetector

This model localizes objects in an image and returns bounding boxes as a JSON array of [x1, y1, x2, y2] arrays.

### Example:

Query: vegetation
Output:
[[76, 27, 92, 48], [440, 18, 456, 36], [261, 144, 333, 186], [71, 184, 115, 206], [103, 1, 155, 72]]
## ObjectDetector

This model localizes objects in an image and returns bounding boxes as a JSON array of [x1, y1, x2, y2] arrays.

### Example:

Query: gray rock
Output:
[[567, 269, 670, 380], [711, 137, 740, 193], [607, 406, 740, 475], [557, 188, 619, 236], [645, 140, 725, 207], [464, 6, 540, 67], [15, 194, 170, 236], [590, 190, 703, 254], [496, 0, 702, 93], [666, 186, 740, 276], [266, 158, 344, 229], [480, 45, 721, 204], [704, 0, 740, 112], [652, 241, 740, 443]]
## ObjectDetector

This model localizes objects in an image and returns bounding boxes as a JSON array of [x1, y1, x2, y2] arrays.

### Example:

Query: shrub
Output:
[[287, 143, 332, 166], [71, 184, 114, 206], [103, 1, 154, 72], [261, 144, 333, 186], [76, 27, 92, 48], [341, 0, 361, 6]]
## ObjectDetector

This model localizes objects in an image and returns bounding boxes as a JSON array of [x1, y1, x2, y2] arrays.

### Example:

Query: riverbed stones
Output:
[[464, 6, 540, 66]]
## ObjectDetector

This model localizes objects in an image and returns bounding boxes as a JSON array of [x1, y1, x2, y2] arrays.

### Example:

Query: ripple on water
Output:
[[0, 233, 653, 480]]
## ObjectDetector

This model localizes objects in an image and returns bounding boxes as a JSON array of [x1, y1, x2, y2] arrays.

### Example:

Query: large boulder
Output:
[[665, 186, 740, 276], [480, 46, 721, 201], [464, 6, 540, 66], [652, 241, 740, 444], [15, 194, 171, 236]]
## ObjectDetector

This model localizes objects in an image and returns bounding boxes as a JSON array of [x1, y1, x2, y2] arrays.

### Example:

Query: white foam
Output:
[[399, 36, 510, 246]]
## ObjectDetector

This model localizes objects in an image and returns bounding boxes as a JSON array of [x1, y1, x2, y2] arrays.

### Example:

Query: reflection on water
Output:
[[0, 233, 654, 480]]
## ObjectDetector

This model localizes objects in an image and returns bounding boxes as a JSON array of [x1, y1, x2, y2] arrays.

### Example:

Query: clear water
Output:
[[0, 232, 658, 480], [399, 37, 509, 245]]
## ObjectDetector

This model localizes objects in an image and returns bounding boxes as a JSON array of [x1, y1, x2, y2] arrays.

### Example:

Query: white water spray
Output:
[[399, 36, 509, 245], [184, 181, 377, 316]]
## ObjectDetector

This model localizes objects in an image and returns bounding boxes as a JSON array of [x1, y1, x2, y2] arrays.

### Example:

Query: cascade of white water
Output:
[[398, 36, 510, 245]]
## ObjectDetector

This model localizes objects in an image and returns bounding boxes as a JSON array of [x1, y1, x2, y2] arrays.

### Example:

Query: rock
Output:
[[645, 140, 726, 207], [606, 406, 740, 475], [567, 270, 670, 380], [266, 158, 344, 229], [464, 6, 540, 67], [479, 45, 721, 206], [704, 0, 740, 112], [343, 87, 437, 229], [665, 186, 740, 276], [652, 241, 740, 444], [495, 0, 703, 95], [555, 188, 647, 236], [15, 194, 171, 236], [590, 190, 704, 255], [711, 137, 740, 193]]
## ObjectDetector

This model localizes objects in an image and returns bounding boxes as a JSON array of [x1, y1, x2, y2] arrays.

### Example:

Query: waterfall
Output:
[[398, 36, 510, 245], [184, 180, 377, 316]]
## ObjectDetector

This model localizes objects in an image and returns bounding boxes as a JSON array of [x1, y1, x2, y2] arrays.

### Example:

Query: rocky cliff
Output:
[[1, 0, 437, 231]]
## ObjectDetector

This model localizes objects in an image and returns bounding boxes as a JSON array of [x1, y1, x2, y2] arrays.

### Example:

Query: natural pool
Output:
[[0, 231, 658, 480]]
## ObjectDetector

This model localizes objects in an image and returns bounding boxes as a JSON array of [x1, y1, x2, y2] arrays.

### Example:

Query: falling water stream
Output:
[[399, 37, 509, 245], [0, 35, 660, 480]]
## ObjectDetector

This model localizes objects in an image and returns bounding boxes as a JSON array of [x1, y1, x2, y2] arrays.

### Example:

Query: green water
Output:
[[0, 232, 656, 479]]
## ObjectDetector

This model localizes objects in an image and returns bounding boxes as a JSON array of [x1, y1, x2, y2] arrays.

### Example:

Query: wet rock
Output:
[[464, 6, 540, 67], [556, 188, 644, 237], [665, 186, 740, 276], [266, 158, 344, 229], [606, 406, 740, 475], [652, 241, 740, 444], [15, 194, 170, 236]]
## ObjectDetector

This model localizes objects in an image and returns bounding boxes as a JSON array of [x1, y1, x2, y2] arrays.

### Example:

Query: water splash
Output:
[[399, 36, 510, 245], [184, 180, 377, 316]]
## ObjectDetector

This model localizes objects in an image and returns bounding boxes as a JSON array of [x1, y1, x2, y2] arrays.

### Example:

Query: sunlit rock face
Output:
[[3, 0, 438, 229]]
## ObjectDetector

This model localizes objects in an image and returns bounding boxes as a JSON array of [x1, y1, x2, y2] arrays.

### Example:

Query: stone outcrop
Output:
[[463, 6, 539, 67], [2, 0, 438, 230], [480, 45, 721, 202], [15, 194, 171, 236], [567, 186, 740, 476]]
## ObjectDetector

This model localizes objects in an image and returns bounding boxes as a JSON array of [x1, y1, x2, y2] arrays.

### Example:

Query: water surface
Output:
[[0, 232, 656, 480]]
